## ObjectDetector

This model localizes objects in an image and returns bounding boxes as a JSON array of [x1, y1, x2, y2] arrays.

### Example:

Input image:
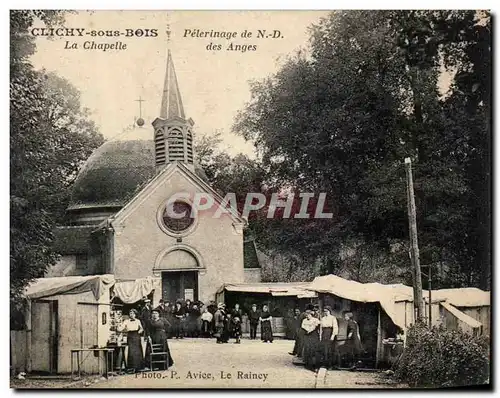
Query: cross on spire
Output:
[[166, 12, 171, 45], [166, 23, 171, 44], [135, 96, 145, 118]]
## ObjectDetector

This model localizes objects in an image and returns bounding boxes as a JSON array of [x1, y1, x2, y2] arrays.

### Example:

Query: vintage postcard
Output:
[[10, 9, 491, 389]]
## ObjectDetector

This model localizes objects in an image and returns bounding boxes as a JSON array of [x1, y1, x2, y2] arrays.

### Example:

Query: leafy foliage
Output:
[[395, 322, 490, 387], [233, 11, 491, 287], [10, 11, 104, 307]]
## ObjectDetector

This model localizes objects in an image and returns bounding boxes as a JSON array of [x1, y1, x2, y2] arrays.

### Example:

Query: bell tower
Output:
[[152, 48, 195, 171]]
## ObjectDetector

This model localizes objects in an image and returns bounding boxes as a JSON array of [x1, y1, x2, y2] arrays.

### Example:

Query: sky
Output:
[[30, 10, 328, 157]]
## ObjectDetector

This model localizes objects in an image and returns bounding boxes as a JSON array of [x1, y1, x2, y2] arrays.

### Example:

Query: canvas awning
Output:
[[307, 275, 413, 329], [271, 289, 317, 298], [430, 288, 490, 308], [217, 282, 316, 298], [307, 274, 490, 330], [25, 275, 115, 301], [113, 277, 161, 304]]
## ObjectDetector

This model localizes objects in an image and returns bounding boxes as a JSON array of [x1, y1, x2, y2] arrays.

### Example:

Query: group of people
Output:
[[139, 298, 277, 343], [117, 297, 363, 373], [212, 303, 274, 344], [118, 301, 174, 373], [140, 298, 205, 339], [289, 305, 364, 372], [117, 298, 279, 372]]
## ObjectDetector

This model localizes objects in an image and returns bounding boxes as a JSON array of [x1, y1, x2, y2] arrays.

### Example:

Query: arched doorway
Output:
[[154, 247, 203, 303]]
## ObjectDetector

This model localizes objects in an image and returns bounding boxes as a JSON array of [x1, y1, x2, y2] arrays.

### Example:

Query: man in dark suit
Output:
[[248, 303, 260, 340], [140, 297, 152, 338], [155, 299, 168, 318]]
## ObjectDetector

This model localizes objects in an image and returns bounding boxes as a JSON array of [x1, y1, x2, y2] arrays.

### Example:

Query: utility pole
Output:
[[405, 157, 424, 321], [428, 265, 432, 327]]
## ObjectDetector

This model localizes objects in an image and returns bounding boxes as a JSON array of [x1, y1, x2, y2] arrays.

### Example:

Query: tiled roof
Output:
[[52, 225, 96, 254], [68, 139, 208, 211]]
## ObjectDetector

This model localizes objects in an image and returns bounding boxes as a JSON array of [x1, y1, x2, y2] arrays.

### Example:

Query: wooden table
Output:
[[70, 348, 114, 380]]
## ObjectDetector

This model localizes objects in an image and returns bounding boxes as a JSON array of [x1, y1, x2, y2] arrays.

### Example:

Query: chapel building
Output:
[[48, 49, 262, 305]]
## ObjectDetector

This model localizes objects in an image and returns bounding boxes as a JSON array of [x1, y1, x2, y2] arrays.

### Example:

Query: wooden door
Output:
[[162, 272, 181, 303], [79, 303, 98, 348], [162, 271, 198, 302], [78, 303, 100, 374], [31, 300, 58, 373]]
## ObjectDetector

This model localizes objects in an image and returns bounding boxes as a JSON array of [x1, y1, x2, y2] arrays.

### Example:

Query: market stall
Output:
[[307, 274, 491, 368], [16, 275, 115, 375], [307, 275, 414, 368], [105, 277, 162, 371], [216, 282, 317, 337]]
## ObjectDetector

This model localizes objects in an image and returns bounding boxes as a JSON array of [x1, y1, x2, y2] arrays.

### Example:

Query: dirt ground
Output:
[[10, 339, 407, 389], [10, 376, 101, 389], [320, 369, 408, 389]]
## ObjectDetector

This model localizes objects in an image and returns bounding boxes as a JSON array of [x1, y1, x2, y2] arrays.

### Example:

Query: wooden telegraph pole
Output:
[[405, 157, 424, 321]]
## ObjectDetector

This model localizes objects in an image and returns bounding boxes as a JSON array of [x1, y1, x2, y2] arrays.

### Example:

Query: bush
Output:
[[395, 322, 490, 388]]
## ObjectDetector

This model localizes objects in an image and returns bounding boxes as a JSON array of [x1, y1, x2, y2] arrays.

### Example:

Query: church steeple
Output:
[[152, 48, 194, 171], [160, 50, 186, 120]]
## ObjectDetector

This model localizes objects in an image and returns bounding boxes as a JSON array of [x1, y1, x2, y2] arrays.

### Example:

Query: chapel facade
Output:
[[48, 49, 262, 304]]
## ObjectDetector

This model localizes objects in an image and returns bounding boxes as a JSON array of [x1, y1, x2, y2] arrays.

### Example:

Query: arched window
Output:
[[155, 128, 166, 165], [168, 128, 185, 162], [186, 129, 194, 163]]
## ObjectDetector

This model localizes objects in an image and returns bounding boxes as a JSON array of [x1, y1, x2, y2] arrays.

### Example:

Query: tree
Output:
[[438, 11, 491, 288], [233, 11, 491, 287], [195, 130, 267, 209], [10, 10, 104, 307], [36, 71, 104, 223]]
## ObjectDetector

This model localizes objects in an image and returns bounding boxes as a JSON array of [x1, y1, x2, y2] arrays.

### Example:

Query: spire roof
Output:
[[160, 49, 185, 120]]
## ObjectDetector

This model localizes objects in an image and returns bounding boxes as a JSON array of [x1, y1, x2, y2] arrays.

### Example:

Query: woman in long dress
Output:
[[214, 303, 226, 343], [344, 312, 363, 368], [301, 310, 321, 371], [320, 306, 339, 369], [119, 309, 144, 373], [172, 302, 185, 339], [259, 305, 274, 343], [290, 308, 308, 357], [149, 309, 174, 369]]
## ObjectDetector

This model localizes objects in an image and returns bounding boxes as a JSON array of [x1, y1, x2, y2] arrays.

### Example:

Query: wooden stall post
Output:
[[25, 300, 32, 373], [376, 307, 382, 368], [80, 314, 83, 348]]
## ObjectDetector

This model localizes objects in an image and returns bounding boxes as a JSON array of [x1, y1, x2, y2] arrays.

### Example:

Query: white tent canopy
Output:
[[112, 277, 161, 303], [307, 274, 491, 330], [430, 287, 490, 307], [217, 282, 317, 298], [25, 275, 115, 301], [307, 275, 413, 329]]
